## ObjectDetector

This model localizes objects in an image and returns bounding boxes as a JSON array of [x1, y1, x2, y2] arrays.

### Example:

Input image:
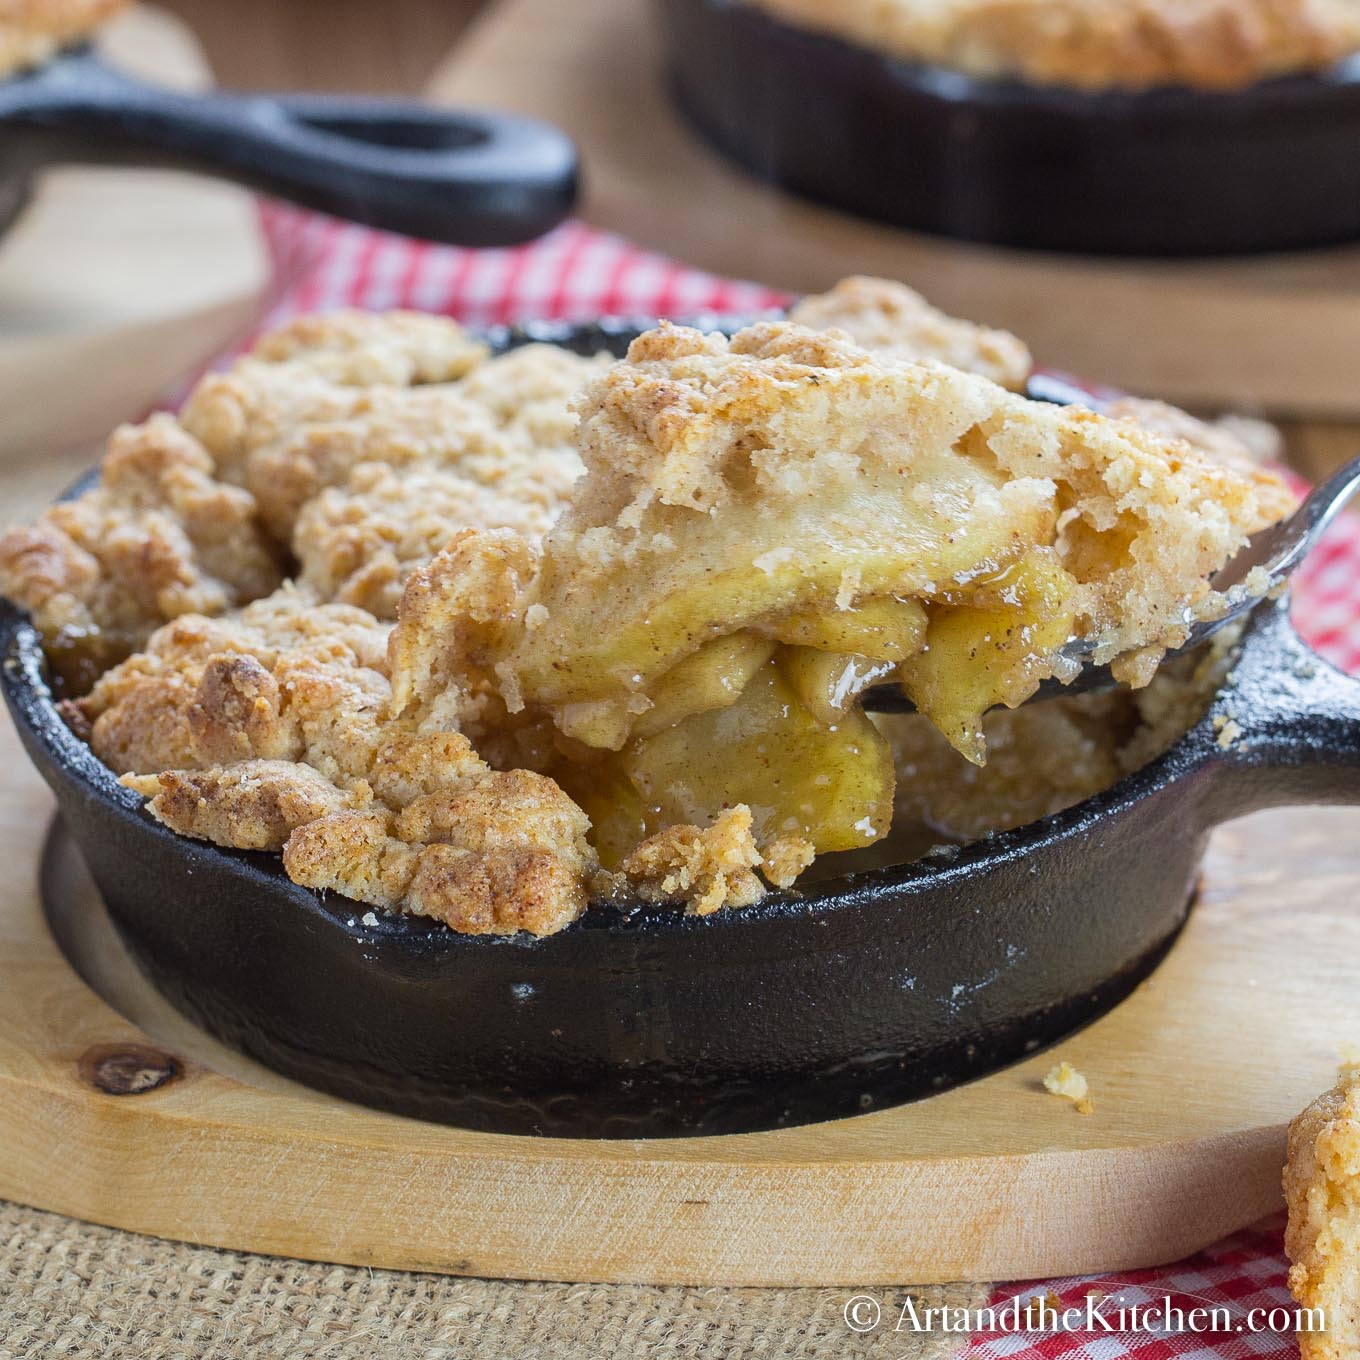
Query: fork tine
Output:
[[861, 453, 1360, 717]]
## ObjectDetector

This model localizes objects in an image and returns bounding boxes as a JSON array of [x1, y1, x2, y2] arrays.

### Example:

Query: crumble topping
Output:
[[0, 0, 127, 78], [745, 0, 1360, 91], [283, 767, 595, 938], [617, 806, 767, 917], [291, 455, 579, 620], [1286, 1071, 1360, 1359], [788, 275, 1032, 390], [181, 320, 603, 597], [122, 761, 361, 853], [0, 415, 281, 684], [1103, 396, 1278, 482]]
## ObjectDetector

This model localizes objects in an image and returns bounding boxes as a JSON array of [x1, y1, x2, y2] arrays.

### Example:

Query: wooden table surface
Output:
[[153, 0, 1357, 482], [159, 0, 493, 93]]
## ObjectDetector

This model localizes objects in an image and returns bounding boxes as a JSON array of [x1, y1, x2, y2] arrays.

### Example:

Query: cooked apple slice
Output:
[[763, 596, 928, 661], [566, 658, 893, 866], [899, 550, 1078, 763]]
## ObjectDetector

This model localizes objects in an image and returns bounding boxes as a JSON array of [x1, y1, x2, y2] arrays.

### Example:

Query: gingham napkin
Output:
[[256, 202, 1360, 1359]]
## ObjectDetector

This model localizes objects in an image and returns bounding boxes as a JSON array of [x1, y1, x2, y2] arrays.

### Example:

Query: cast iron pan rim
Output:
[[0, 584, 1242, 951], [703, 0, 1360, 113]]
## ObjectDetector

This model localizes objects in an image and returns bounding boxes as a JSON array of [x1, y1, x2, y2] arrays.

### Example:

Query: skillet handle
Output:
[[0, 50, 578, 247], [1198, 596, 1360, 823]]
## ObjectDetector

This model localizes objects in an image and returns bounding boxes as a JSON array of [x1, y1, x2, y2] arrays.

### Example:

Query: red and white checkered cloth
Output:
[[976, 1217, 1300, 1358], [256, 203, 1360, 1359]]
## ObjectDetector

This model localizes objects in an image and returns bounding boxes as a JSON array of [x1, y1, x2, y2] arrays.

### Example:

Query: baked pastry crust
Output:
[[0, 0, 127, 78], [1286, 1071, 1360, 1359], [746, 0, 1360, 91], [788, 276, 1032, 390]]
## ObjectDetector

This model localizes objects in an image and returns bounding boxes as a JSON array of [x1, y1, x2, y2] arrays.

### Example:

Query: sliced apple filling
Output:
[[897, 549, 1079, 764], [558, 645, 896, 870], [541, 561, 1076, 864]]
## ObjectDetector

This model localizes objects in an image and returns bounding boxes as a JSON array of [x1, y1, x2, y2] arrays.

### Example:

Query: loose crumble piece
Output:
[[0, 0, 128, 79], [1043, 1061, 1094, 1114], [1213, 714, 1245, 749], [1286, 1071, 1360, 1359], [618, 807, 768, 918]]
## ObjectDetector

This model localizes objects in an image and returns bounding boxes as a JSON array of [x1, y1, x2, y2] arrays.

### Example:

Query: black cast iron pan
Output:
[[4, 321, 1360, 1139], [0, 43, 578, 246], [655, 0, 1360, 257]]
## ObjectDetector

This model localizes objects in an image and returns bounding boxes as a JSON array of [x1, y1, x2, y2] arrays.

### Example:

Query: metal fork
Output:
[[861, 452, 1360, 715]]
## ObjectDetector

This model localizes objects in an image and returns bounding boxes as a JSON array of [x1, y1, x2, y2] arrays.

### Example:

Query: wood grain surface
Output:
[[0, 684, 1356, 1283], [0, 6, 268, 467], [160, 0, 491, 93]]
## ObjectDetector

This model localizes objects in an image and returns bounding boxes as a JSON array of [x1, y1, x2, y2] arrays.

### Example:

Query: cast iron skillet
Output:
[[655, 0, 1360, 256], [0, 44, 578, 246], [3, 321, 1360, 1138]]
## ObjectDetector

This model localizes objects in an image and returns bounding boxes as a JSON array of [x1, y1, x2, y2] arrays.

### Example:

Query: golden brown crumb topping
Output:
[[86, 590, 596, 937], [73, 587, 391, 777], [180, 321, 598, 547], [180, 327, 600, 617], [0, 0, 127, 77], [122, 761, 362, 852], [618, 807, 767, 917], [746, 0, 1360, 91], [1286, 1071, 1360, 1359], [0, 415, 281, 684], [283, 766, 595, 938], [789, 276, 1032, 390]]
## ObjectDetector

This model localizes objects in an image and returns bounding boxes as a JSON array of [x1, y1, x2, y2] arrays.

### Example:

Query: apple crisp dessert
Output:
[[0, 285, 1294, 935], [1287, 1070, 1360, 1359], [0, 0, 127, 77], [744, 0, 1360, 91]]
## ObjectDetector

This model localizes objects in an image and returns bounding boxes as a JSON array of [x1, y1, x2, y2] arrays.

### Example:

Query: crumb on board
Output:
[[1044, 1061, 1095, 1114], [1213, 714, 1244, 749]]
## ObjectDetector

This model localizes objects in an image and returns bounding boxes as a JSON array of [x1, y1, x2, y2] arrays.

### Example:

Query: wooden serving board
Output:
[[0, 5, 270, 469], [0, 688, 1356, 1285], [431, 0, 1360, 420]]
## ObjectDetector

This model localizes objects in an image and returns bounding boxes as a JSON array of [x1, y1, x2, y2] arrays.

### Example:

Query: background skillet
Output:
[[0, 34, 577, 246], [656, 0, 1360, 257]]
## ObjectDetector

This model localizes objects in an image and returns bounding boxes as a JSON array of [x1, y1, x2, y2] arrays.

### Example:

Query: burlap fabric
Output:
[[0, 1200, 984, 1358]]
